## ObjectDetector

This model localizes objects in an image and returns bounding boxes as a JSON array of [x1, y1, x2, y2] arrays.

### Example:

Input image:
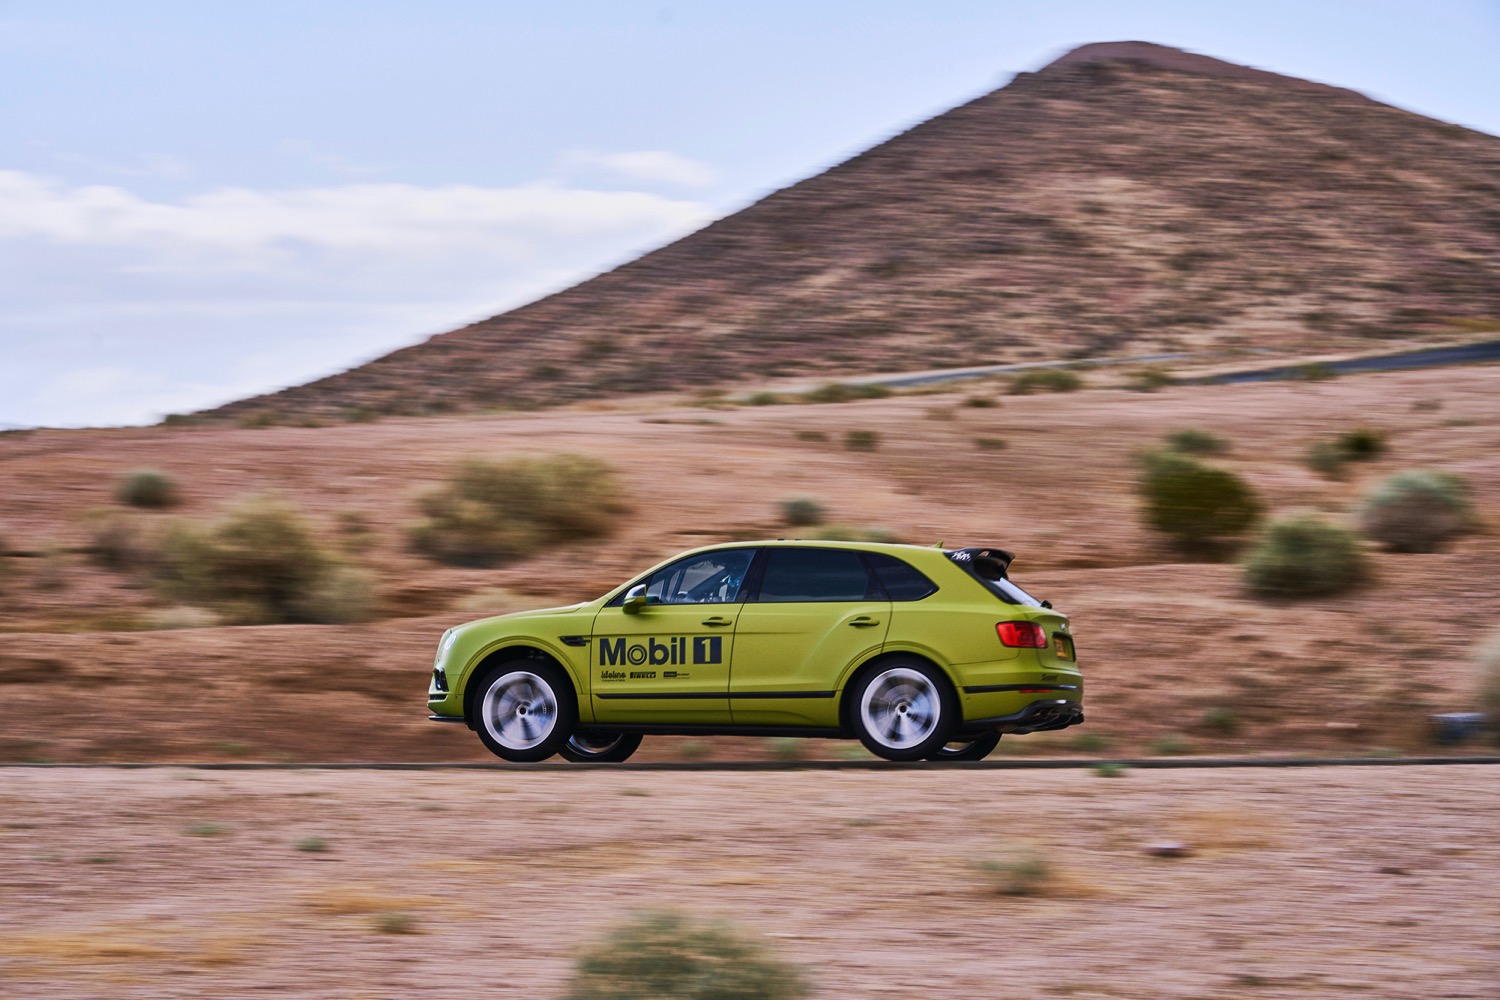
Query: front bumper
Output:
[[963, 698, 1083, 735]]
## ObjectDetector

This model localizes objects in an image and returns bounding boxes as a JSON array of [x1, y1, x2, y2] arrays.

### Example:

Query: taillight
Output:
[[996, 621, 1048, 648]]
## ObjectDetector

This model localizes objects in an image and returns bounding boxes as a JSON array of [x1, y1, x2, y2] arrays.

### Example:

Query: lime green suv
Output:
[[427, 541, 1082, 763]]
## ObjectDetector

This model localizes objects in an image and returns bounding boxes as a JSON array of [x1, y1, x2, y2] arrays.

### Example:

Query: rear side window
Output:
[[864, 552, 937, 601], [756, 548, 881, 602]]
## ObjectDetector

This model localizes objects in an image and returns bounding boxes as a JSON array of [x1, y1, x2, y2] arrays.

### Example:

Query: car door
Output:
[[588, 547, 757, 724], [729, 547, 891, 727]]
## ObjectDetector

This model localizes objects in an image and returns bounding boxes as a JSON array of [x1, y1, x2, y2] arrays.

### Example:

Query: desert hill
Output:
[[202, 41, 1498, 420]]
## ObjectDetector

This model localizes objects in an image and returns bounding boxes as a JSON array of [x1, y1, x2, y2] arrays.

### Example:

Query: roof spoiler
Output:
[[948, 547, 1017, 576]]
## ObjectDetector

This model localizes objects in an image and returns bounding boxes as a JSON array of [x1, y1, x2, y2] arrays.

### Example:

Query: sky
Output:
[[2, 0, 1497, 428]]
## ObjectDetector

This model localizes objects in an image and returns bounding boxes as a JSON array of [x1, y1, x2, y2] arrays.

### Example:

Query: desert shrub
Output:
[[116, 469, 178, 509], [1303, 441, 1348, 479], [1336, 427, 1387, 460], [974, 437, 1007, 450], [561, 911, 810, 1000], [1009, 368, 1083, 394], [843, 430, 880, 451], [1167, 428, 1229, 455], [1242, 512, 1369, 598], [779, 497, 825, 527], [963, 395, 998, 408], [746, 392, 784, 406], [157, 497, 371, 624], [1127, 367, 1175, 392], [297, 566, 377, 624], [86, 511, 152, 571], [409, 454, 628, 567], [1138, 451, 1261, 554], [803, 382, 891, 404], [792, 429, 827, 442], [1200, 707, 1238, 733], [1357, 470, 1473, 553], [977, 849, 1051, 896], [1150, 734, 1190, 756]]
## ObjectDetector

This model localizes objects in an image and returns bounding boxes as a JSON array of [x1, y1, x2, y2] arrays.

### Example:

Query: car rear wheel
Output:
[[471, 660, 575, 762], [925, 731, 1002, 761], [559, 731, 643, 763], [852, 660, 956, 761]]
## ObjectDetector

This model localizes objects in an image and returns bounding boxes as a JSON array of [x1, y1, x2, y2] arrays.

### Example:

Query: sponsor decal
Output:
[[598, 635, 722, 668]]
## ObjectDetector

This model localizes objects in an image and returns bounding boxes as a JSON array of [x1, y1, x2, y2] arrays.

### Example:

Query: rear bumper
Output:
[[963, 698, 1083, 734]]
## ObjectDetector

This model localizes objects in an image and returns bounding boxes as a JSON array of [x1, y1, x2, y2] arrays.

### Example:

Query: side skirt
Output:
[[580, 724, 849, 739]]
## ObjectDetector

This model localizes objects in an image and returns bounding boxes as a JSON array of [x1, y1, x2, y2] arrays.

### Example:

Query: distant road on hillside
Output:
[[828, 339, 1500, 394], [1196, 339, 1500, 384]]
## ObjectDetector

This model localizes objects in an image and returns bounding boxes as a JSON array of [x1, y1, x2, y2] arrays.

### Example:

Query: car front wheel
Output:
[[558, 731, 643, 763], [852, 660, 956, 761], [471, 661, 575, 762]]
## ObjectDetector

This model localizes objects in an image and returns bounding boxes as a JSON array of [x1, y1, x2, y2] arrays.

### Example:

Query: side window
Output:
[[865, 553, 938, 601], [756, 548, 880, 603], [642, 549, 756, 605]]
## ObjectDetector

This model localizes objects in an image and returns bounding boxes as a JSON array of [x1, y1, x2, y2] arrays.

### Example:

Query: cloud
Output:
[[559, 149, 717, 187], [0, 167, 716, 426]]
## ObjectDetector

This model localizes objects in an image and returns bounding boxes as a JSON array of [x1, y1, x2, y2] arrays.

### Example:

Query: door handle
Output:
[[848, 616, 880, 628], [701, 617, 734, 627]]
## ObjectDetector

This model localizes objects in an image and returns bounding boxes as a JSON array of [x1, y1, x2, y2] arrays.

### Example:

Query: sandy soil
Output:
[[1, 765, 1497, 998], [0, 366, 1497, 762]]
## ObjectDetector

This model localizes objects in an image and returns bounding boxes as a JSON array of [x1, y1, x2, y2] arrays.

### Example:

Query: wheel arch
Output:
[[462, 644, 581, 726], [836, 650, 960, 736]]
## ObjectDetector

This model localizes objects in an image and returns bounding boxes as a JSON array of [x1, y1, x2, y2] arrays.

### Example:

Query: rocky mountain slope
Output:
[[209, 41, 1500, 421]]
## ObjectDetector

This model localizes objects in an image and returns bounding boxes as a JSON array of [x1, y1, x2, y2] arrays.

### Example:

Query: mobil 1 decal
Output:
[[597, 635, 722, 680]]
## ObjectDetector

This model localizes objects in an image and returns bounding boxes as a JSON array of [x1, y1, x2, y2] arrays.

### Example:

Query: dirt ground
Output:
[[1, 765, 1497, 998]]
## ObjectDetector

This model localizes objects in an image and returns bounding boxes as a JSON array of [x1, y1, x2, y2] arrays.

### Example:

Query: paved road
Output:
[[1197, 338, 1500, 384]]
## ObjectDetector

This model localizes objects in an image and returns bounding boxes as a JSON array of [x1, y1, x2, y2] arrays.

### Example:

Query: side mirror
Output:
[[622, 584, 648, 614]]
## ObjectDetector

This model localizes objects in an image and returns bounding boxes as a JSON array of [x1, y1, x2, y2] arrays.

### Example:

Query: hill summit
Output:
[[212, 42, 1500, 421]]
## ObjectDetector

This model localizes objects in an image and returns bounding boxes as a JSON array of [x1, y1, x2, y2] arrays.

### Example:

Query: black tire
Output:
[[558, 731, 643, 763], [470, 660, 576, 762], [850, 659, 957, 761], [925, 731, 1002, 762]]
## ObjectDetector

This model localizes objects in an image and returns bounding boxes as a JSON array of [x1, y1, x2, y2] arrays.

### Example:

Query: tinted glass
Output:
[[642, 549, 755, 605], [757, 548, 878, 602], [865, 552, 937, 601]]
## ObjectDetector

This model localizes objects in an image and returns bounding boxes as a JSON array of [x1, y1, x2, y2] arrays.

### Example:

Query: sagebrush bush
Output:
[[1357, 470, 1473, 553], [1009, 368, 1083, 394], [1138, 451, 1261, 554], [1337, 427, 1387, 460], [1303, 441, 1348, 479], [1167, 428, 1229, 455], [843, 430, 880, 451], [1128, 367, 1175, 392], [561, 911, 810, 1000], [977, 849, 1051, 896], [803, 382, 890, 404], [86, 511, 152, 571], [409, 454, 628, 567], [779, 497, 825, 527], [157, 497, 373, 624], [1242, 512, 1369, 598], [116, 469, 179, 509]]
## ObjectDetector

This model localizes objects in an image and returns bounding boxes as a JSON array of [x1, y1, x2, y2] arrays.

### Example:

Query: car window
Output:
[[642, 549, 756, 605], [864, 552, 938, 601], [755, 548, 881, 602]]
